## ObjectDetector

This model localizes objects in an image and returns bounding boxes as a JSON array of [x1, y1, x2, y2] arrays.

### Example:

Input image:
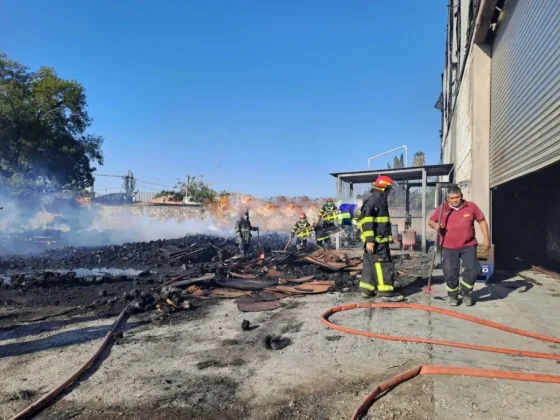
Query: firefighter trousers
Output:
[[360, 243, 395, 297], [295, 237, 308, 249], [238, 242, 250, 257], [442, 245, 480, 297]]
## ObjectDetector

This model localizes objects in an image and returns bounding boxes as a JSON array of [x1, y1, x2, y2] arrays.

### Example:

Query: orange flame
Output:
[[208, 193, 326, 232]]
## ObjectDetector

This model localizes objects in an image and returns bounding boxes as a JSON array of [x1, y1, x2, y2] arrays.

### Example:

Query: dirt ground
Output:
[[1, 268, 560, 420]]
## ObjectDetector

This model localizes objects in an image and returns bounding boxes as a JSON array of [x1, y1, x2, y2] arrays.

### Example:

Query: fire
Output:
[[207, 193, 326, 232]]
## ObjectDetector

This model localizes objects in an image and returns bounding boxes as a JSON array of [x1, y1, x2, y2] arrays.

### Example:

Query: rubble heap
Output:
[[0, 233, 431, 319]]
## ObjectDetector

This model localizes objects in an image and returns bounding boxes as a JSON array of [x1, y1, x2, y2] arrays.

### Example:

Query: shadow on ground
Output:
[[0, 314, 116, 341], [0, 320, 143, 359]]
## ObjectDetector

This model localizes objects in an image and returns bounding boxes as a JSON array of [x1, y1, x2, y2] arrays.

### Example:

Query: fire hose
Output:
[[9, 305, 131, 420], [320, 302, 560, 420]]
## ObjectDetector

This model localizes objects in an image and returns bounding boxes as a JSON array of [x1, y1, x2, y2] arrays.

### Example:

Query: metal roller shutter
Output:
[[489, 0, 560, 187]]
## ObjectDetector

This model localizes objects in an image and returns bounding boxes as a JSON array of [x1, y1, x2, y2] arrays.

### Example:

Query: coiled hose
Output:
[[320, 302, 560, 420]]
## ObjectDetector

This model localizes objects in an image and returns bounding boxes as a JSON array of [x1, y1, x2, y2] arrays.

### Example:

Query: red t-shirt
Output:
[[429, 201, 485, 250]]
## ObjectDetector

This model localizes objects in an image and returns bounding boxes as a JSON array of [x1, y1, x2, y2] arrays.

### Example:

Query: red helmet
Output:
[[300, 213, 306, 219], [374, 175, 393, 189]]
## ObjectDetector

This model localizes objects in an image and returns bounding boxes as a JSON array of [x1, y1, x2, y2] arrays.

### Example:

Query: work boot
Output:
[[361, 290, 376, 299], [448, 295, 459, 306], [462, 294, 473, 306]]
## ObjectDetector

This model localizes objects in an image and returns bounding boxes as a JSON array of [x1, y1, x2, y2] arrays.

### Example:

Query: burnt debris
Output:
[[0, 233, 429, 319]]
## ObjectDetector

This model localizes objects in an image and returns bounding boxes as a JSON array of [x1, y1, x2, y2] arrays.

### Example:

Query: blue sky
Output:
[[2, 0, 447, 198]]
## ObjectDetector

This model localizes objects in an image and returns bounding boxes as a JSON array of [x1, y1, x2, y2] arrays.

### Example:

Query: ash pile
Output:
[[0, 233, 430, 319]]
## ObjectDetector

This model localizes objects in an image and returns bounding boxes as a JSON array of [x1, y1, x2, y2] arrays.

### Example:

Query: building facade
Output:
[[438, 0, 560, 270]]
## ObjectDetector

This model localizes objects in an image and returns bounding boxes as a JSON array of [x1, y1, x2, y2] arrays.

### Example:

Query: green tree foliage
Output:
[[0, 52, 103, 196], [154, 176, 230, 205], [412, 151, 426, 167], [153, 190, 185, 201], [384, 151, 434, 210]]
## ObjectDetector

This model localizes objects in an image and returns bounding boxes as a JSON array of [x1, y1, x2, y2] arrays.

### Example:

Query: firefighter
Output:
[[317, 198, 338, 228], [337, 202, 360, 241], [316, 198, 338, 247], [291, 213, 313, 250], [358, 175, 402, 301], [234, 210, 259, 257]]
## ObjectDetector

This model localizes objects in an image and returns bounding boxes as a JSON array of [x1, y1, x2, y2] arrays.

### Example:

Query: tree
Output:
[[154, 176, 230, 205], [386, 153, 405, 170], [0, 52, 103, 196], [412, 151, 426, 167]]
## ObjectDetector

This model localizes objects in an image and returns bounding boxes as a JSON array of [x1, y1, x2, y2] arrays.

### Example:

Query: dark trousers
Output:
[[295, 238, 308, 249], [442, 245, 480, 297], [360, 243, 395, 296], [238, 242, 250, 257], [316, 228, 332, 248]]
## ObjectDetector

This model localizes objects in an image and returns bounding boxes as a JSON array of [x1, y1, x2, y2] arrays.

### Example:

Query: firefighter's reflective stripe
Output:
[[320, 204, 338, 222], [359, 216, 392, 243], [359, 281, 375, 291], [292, 221, 313, 238], [460, 280, 474, 290], [339, 211, 352, 220], [446, 285, 460, 292], [360, 233, 394, 243], [375, 262, 393, 292], [316, 233, 331, 241], [295, 227, 313, 238]]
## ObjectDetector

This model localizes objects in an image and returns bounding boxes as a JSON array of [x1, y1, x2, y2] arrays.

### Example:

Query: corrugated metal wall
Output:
[[134, 192, 156, 202], [489, 0, 560, 187]]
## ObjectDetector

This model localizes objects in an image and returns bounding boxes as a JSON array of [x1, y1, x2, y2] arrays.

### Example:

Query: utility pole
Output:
[[216, 137, 221, 191], [123, 170, 136, 201], [184, 175, 190, 203]]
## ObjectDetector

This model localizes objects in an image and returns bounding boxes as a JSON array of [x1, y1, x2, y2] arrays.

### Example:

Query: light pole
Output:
[[367, 145, 408, 169]]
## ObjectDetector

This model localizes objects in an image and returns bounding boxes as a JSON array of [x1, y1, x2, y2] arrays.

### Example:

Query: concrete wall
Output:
[[94, 203, 437, 240], [441, 43, 491, 243], [96, 204, 208, 222]]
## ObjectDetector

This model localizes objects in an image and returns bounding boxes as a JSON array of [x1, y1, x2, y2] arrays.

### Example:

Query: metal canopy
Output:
[[329, 164, 454, 184], [330, 163, 454, 254]]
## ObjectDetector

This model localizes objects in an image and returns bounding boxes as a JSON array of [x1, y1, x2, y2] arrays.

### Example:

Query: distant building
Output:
[[134, 192, 156, 203], [437, 0, 560, 270]]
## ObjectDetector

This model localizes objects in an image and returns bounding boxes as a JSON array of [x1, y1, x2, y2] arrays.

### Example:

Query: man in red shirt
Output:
[[428, 185, 491, 306]]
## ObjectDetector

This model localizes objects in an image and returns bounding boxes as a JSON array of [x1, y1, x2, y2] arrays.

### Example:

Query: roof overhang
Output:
[[330, 164, 454, 184]]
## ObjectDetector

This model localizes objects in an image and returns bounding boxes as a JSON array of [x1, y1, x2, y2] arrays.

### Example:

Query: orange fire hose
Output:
[[320, 303, 560, 420]]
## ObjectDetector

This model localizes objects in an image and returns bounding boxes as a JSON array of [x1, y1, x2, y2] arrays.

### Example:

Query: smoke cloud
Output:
[[0, 191, 358, 255]]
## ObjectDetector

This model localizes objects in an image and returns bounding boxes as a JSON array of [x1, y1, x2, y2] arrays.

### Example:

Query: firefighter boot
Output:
[[448, 295, 459, 306], [361, 290, 376, 299], [462, 293, 474, 306]]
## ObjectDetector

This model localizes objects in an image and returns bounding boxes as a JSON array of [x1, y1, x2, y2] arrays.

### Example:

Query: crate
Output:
[[476, 244, 495, 283]]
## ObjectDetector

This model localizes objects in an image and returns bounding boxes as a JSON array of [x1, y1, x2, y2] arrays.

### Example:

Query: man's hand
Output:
[[483, 238, 491, 252], [430, 222, 441, 231], [365, 242, 375, 254]]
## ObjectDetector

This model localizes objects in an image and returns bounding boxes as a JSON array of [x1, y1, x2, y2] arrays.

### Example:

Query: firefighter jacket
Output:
[[291, 220, 313, 238], [235, 218, 257, 244], [337, 203, 359, 227], [359, 189, 393, 244], [319, 202, 339, 222]]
